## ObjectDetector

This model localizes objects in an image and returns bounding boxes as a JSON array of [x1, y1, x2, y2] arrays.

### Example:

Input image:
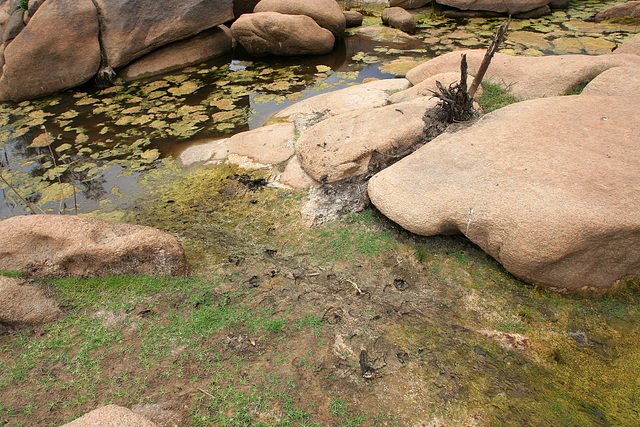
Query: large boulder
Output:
[[595, 1, 640, 22], [295, 98, 434, 183], [62, 405, 157, 427], [253, 0, 346, 39], [435, 0, 551, 14], [382, 7, 417, 34], [0, 215, 188, 278], [0, 0, 100, 101], [0, 276, 62, 326], [273, 78, 410, 129], [368, 95, 640, 291], [231, 11, 335, 57], [93, 0, 234, 69], [121, 25, 233, 81], [405, 49, 640, 100]]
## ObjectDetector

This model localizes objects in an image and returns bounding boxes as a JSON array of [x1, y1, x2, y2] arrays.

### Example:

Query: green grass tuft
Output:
[[477, 82, 521, 113]]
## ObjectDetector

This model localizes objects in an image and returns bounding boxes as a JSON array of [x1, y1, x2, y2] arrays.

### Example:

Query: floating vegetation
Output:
[[1, 0, 637, 218]]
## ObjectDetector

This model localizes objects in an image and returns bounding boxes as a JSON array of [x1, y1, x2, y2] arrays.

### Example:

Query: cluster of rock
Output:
[[367, 35, 640, 292], [191, 33, 640, 291], [0, 0, 235, 101], [230, 0, 346, 57]]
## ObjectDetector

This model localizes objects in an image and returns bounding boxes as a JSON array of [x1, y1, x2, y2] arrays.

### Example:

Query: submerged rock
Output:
[[368, 95, 640, 291], [0, 215, 188, 278], [0, 276, 62, 326]]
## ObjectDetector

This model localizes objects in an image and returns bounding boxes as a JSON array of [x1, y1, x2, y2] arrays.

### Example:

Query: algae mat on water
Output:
[[1, 164, 639, 425]]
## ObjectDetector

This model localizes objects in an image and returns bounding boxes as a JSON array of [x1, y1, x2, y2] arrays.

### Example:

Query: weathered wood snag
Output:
[[430, 17, 511, 123]]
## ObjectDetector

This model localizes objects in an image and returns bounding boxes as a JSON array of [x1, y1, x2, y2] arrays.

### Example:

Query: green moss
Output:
[[477, 82, 521, 113]]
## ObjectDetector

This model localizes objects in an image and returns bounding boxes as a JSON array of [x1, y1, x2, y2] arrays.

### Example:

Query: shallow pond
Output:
[[0, 0, 637, 219]]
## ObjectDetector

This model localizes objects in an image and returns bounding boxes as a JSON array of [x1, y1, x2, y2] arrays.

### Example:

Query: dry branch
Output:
[[468, 16, 511, 99], [429, 17, 511, 123]]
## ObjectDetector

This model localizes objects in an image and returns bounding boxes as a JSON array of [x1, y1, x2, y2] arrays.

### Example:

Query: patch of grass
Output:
[[0, 270, 22, 279], [314, 210, 397, 262], [50, 274, 202, 308], [477, 82, 520, 113]]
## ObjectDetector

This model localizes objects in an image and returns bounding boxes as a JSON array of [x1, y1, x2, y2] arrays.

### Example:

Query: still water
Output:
[[0, 0, 637, 219]]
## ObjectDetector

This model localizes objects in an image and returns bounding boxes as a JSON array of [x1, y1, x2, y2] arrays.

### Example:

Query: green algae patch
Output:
[[119, 163, 307, 271]]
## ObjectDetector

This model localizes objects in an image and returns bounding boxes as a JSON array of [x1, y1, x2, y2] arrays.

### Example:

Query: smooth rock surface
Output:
[[254, 0, 346, 39], [368, 95, 640, 291], [273, 78, 410, 129], [227, 122, 295, 165], [595, 1, 640, 22], [0, 215, 188, 278], [581, 66, 640, 97], [382, 7, 417, 34], [121, 25, 233, 80], [93, 0, 233, 69], [435, 0, 550, 14], [62, 405, 157, 427], [614, 33, 640, 55], [0, 0, 100, 101], [0, 276, 62, 325], [231, 11, 335, 57], [406, 49, 640, 100], [296, 98, 430, 183]]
